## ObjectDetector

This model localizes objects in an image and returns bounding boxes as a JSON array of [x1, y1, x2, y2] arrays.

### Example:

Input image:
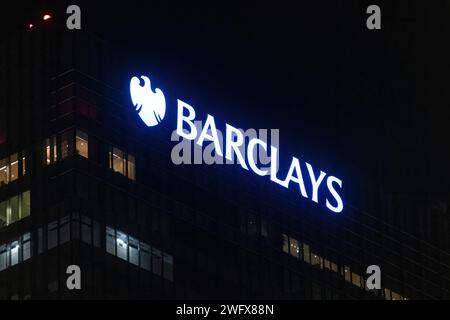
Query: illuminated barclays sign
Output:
[[129, 75, 344, 213]]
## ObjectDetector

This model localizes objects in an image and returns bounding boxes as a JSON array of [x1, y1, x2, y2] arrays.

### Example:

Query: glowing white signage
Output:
[[130, 75, 344, 213]]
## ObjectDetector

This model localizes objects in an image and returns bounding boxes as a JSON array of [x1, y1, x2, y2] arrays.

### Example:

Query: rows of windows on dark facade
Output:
[[0, 212, 174, 281], [43, 129, 135, 180], [0, 130, 410, 299], [282, 233, 406, 300]]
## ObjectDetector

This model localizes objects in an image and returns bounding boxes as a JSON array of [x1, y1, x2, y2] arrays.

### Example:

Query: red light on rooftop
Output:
[[43, 14, 51, 21]]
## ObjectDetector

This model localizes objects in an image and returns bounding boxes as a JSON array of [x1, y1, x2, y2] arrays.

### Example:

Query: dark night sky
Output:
[[3, 1, 450, 242]]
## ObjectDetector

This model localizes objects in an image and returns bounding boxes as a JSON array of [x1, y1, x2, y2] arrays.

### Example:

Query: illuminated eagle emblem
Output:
[[130, 75, 166, 127]]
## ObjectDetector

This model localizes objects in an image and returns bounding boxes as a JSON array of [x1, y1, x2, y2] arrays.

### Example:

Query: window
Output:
[[60, 131, 72, 159], [109, 146, 136, 180], [48, 221, 58, 250], [129, 237, 139, 266], [106, 227, 116, 255], [59, 216, 70, 245], [0, 244, 7, 271], [0, 153, 26, 186], [303, 243, 310, 263], [290, 238, 300, 258], [104, 226, 173, 280], [331, 262, 338, 273], [81, 216, 92, 244], [152, 248, 162, 276], [22, 233, 31, 261], [127, 155, 136, 181], [111, 147, 125, 175], [10, 241, 19, 266], [324, 259, 331, 270], [351, 272, 362, 287], [163, 253, 174, 281], [0, 232, 32, 272], [343, 266, 351, 282], [44, 136, 58, 165], [0, 191, 31, 230], [282, 234, 289, 254], [116, 231, 128, 261], [140, 242, 151, 271], [75, 130, 89, 158], [311, 253, 323, 268]]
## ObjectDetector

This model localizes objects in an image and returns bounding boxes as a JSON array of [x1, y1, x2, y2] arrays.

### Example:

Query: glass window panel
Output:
[[20, 191, 31, 219], [75, 130, 88, 158], [9, 153, 18, 182], [48, 221, 58, 250], [324, 259, 331, 270], [60, 131, 73, 159], [0, 244, 8, 271], [9, 195, 20, 224], [351, 272, 362, 287], [22, 156, 26, 176], [53, 136, 58, 162], [10, 241, 19, 266], [311, 253, 322, 268], [0, 158, 7, 186], [331, 262, 338, 273], [127, 154, 136, 180], [343, 266, 351, 282], [384, 288, 391, 300], [282, 234, 289, 254], [303, 243, 310, 263], [0, 201, 7, 228], [59, 216, 70, 244], [391, 291, 401, 300], [152, 248, 162, 276], [81, 216, 92, 244], [163, 254, 174, 281], [106, 227, 116, 255], [112, 147, 125, 175], [93, 221, 100, 248], [290, 238, 300, 258], [22, 233, 31, 261], [129, 237, 139, 266], [116, 231, 128, 261], [140, 242, 151, 271]]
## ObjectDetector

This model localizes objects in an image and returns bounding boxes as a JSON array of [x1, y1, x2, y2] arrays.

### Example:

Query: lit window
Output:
[[110, 146, 137, 180], [106, 227, 116, 255], [303, 243, 310, 263], [0, 191, 30, 230], [324, 259, 331, 270], [116, 231, 128, 261], [129, 237, 139, 266], [75, 130, 89, 158], [331, 262, 338, 273], [9, 153, 18, 182], [22, 233, 31, 261], [0, 153, 26, 185], [0, 158, 7, 186], [127, 155, 136, 181], [111, 147, 125, 175], [60, 131, 72, 159], [10, 241, 19, 266], [0, 201, 6, 228], [290, 238, 300, 258], [343, 266, 351, 282], [351, 272, 362, 287], [384, 288, 391, 300], [391, 291, 401, 300], [311, 252, 323, 268], [0, 244, 7, 271]]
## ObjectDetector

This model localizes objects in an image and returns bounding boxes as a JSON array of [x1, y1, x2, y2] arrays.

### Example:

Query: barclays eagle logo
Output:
[[130, 75, 166, 126]]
